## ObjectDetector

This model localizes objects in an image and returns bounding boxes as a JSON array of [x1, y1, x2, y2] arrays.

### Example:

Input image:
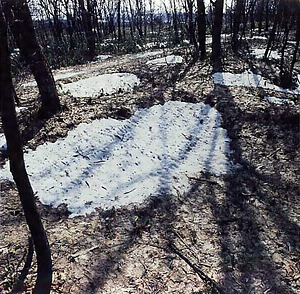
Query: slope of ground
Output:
[[0, 43, 299, 293]]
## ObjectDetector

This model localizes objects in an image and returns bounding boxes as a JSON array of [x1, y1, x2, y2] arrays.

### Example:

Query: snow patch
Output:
[[251, 36, 268, 41], [146, 55, 183, 65], [131, 50, 164, 59], [251, 48, 281, 60], [61, 73, 140, 97], [0, 134, 7, 152], [1, 101, 234, 216], [96, 54, 112, 61], [0, 107, 27, 152], [264, 96, 295, 106], [22, 70, 87, 87], [213, 71, 300, 94]]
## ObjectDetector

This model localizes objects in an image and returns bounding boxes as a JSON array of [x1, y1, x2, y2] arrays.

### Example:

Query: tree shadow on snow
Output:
[[201, 78, 299, 293]]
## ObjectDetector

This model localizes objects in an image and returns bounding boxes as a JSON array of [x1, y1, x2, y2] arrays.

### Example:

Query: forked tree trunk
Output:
[[264, 0, 283, 59], [2, 0, 60, 117], [0, 3, 52, 294]]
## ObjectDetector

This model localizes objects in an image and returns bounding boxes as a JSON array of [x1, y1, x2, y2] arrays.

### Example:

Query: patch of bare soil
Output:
[[1, 47, 299, 293]]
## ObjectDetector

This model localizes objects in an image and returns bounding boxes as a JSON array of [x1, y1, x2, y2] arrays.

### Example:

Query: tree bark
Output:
[[232, 0, 244, 53], [288, 4, 300, 86], [78, 0, 96, 60], [264, 0, 283, 59], [211, 0, 224, 63], [197, 0, 206, 59], [3, 0, 60, 117], [0, 3, 52, 293], [187, 0, 198, 50], [117, 0, 122, 41]]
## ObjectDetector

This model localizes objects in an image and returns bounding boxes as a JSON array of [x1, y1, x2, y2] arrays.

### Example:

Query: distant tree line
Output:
[[14, 1, 296, 70]]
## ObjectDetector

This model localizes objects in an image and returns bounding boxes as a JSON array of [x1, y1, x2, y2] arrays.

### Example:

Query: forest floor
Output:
[[0, 41, 299, 293]]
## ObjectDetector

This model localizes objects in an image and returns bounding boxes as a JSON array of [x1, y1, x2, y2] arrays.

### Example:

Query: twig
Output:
[[169, 243, 225, 294], [171, 230, 210, 268], [256, 147, 281, 171]]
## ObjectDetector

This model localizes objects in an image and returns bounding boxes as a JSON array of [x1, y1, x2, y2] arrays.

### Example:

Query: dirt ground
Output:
[[0, 44, 299, 293]]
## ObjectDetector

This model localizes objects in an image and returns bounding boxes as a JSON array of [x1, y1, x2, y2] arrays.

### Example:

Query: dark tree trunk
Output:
[[117, 0, 122, 41], [279, 6, 294, 88], [232, 0, 244, 53], [258, 0, 265, 34], [79, 0, 95, 60], [265, 0, 269, 32], [173, 3, 180, 45], [265, 0, 283, 59], [211, 0, 224, 62], [0, 3, 52, 294], [288, 5, 300, 86], [197, 0, 206, 59], [187, 0, 198, 49], [3, 0, 60, 117]]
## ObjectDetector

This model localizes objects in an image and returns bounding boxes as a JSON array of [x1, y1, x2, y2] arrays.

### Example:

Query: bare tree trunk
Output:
[[79, 0, 95, 60], [187, 0, 198, 49], [172, 0, 180, 45], [232, 0, 244, 53], [117, 0, 122, 41], [258, 0, 265, 34], [211, 0, 224, 63], [0, 3, 52, 294], [197, 0, 206, 59], [3, 0, 60, 117], [264, 0, 282, 59], [288, 4, 300, 86], [265, 0, 269, 32]]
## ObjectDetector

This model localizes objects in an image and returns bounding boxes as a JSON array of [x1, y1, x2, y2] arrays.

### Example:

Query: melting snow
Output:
[[0, 134, 7, 152], [146, 55, 183, 65], [213, 71, 300, 95], [22, 70, 87, 87], [264, 96, 295, 106], [61, 73, 140, 97], [131, 50, 164, 59], [96, 55, 111, 61], [251, 36, 268, 41], [251, 48, 281, 60], [1, 101, 234, 216], [0, 107, 27, 152]]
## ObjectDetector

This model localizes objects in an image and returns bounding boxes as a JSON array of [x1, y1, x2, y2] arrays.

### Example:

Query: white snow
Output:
[[0, 101, 234, 216], [0, 107, 27, 152], [131, 50, 164, 59], [206, 37, 213, 44], [0, 134, 7, 152], [264, 96, 295, 106], [251, 48, 281, 60], [96, 54, 111, 61], [251, 36, 268, 41], [61, 73, 140, 97], [143, 42, 168, 49], [213, 71, 300, 95], [146, 55, 183, 65], [22, 70, 87, 87]]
